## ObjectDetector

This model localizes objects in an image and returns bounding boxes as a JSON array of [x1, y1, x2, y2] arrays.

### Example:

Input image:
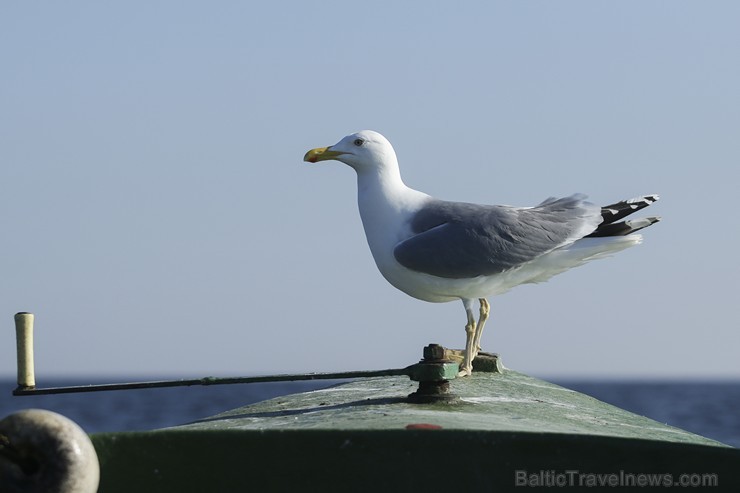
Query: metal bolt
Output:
[[423, 343, 446, 361], [407, 344, 460, 404]]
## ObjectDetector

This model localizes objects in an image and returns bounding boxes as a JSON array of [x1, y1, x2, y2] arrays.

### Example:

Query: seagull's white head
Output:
[[304, 130, 398, 173]]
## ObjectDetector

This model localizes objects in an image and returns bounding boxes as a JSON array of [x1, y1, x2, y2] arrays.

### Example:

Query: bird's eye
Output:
[[353, 138, 364, 147]]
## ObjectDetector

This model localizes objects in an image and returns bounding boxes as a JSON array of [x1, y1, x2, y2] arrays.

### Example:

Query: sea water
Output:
[[1, 378, 738, 448]]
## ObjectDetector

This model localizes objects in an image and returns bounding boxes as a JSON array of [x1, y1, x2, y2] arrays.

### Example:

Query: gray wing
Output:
[[393, 194, 601, 279]]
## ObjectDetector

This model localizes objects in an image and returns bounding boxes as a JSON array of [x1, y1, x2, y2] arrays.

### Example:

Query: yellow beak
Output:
[[303, 146, 346, 163]]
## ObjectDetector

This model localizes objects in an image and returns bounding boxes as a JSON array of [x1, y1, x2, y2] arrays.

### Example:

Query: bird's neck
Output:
[[355, 162, 415, 215], [355, 163, 428, 258], [357, 159, 404, 194]]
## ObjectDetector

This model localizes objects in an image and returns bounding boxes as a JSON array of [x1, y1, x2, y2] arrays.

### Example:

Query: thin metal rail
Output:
[[11, 312, 415, 396], [12, 367, 412, 396]]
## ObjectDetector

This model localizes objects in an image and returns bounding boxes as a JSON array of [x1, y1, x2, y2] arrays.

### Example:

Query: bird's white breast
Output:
[[355, 174, 465, 303]]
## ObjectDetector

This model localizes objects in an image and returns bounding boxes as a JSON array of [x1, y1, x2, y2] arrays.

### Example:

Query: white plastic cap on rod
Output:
[[15, 312, 36, 389]]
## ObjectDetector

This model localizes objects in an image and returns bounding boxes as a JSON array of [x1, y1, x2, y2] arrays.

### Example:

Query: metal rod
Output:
[[10, 312, 412, 396], [12, 367, 412, 396]]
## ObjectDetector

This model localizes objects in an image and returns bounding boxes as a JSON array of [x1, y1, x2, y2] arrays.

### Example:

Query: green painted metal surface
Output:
[[169, 371, 727, 443], [91, 371, 740, 492]]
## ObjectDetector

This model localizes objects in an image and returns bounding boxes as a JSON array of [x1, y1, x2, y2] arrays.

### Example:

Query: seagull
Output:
[[304, 130, 660, 376]]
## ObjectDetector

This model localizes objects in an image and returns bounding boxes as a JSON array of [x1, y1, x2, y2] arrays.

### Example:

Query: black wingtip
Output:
[[599, 194, 660, 225], [588, 194, 660, 238]]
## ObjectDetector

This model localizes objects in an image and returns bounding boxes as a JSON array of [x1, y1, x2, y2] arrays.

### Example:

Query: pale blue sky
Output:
[[2, 2, 739, 380]]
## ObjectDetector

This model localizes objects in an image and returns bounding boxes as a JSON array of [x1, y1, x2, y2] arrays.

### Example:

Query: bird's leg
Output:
[[458, 299, 477, 377], [472, 298, 490, 360]]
